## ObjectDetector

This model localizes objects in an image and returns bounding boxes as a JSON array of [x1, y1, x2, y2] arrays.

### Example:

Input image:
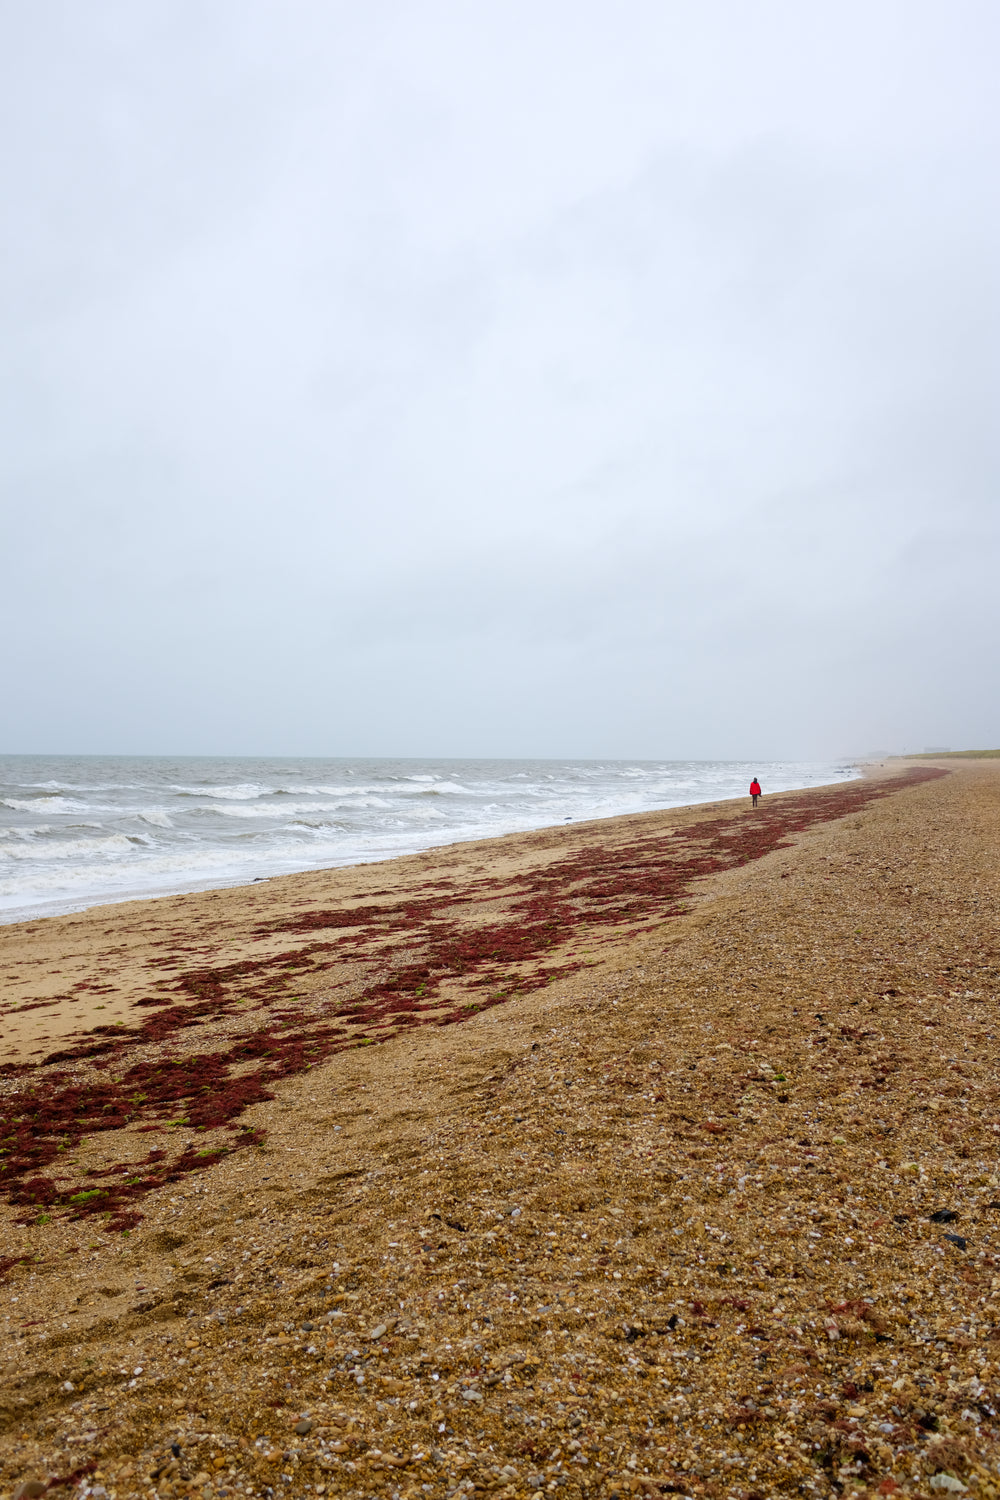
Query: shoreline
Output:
[[1, 771, 893, 1068], [3, 758, 999, 1498], [0, 762, 864, 930]]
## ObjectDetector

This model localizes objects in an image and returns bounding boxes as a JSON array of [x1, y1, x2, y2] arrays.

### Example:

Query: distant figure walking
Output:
[[749, 778, 762, 808]]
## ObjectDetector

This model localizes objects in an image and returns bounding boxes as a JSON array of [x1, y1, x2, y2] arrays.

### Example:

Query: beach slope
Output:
[[2, 760, 999, 1499]]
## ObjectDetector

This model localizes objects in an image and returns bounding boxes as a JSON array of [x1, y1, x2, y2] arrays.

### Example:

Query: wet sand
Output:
[[2, 758, 999, 1500]]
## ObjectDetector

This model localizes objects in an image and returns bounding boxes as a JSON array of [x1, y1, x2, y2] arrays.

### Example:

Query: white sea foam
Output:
[[136, 808, 173, 828], [2, 796, 120, 815], [3, 797, 67, 812], [206, 797, 393, 818], [0, 833, 138, 863], [171, 782, 272, 800], [404, 781, 474, 795]]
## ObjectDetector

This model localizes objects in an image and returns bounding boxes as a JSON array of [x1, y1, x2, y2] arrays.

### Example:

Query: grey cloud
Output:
[[2, 0, 998, 757]]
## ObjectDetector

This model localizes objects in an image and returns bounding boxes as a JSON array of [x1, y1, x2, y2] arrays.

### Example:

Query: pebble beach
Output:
[[2, 757, 999, 1500]]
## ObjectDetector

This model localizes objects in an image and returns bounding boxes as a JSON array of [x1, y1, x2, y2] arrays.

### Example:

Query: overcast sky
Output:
[[2, 1, 998, 759]]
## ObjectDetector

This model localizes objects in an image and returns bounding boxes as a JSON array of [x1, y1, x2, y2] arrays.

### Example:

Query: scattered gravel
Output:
[[2, 760, 999, 1500]]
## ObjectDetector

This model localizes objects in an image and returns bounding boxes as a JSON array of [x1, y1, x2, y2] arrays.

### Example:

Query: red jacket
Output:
[[749, 781, 761, 795]]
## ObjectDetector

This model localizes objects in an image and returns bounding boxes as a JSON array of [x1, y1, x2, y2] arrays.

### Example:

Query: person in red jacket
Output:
[[749, 777, 762, 807]]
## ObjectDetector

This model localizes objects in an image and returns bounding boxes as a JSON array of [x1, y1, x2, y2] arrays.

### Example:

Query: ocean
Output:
[[0, 755, 859, 924]]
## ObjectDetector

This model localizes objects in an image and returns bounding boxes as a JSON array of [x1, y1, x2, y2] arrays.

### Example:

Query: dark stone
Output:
[[929, 1209, 958, 1223], [171, 1445, 181, 1459], [944, 1233, 968, 1250]]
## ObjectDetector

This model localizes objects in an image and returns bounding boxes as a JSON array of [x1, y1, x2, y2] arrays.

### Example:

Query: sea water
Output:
[[0, 755, 858, 924]]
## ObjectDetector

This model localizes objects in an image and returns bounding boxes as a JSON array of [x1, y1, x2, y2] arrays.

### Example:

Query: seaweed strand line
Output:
[[0, 768, 945, 1240]]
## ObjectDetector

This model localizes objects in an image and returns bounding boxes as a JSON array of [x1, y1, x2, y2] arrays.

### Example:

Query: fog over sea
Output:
[[0, 755, 859, 924]]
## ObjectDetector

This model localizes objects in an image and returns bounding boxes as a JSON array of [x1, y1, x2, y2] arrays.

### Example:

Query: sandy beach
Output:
[[2, 758, 1000, 1500]]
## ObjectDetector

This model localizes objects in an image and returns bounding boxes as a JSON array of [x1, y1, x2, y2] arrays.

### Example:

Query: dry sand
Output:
[[2, 759, 999, 1500]]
